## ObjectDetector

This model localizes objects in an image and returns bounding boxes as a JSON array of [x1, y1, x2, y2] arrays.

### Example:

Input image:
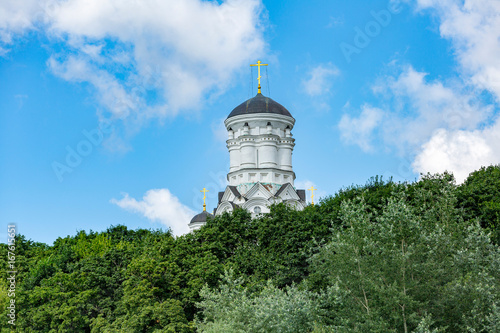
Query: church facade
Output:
[[189, 64, 306, 231]]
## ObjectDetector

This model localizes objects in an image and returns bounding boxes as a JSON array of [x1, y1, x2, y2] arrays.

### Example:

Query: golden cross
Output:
[[200, 188, 209, 211], [308, 186, 317, 206], [250, 60, 268, 94]]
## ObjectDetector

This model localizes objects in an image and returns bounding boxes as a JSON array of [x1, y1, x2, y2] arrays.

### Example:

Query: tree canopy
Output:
[[1, 166, 498, 332]]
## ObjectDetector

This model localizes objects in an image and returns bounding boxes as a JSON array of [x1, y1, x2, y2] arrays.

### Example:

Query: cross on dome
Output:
[[200, 187, 209, 211], [250, 60, 268, 94]]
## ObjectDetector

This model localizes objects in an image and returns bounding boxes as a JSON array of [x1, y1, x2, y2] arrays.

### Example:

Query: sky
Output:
[[1, 0, 499, 244]]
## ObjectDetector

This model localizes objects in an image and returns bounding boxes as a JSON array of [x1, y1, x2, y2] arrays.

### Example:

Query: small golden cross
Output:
[[308, 186, 317, 206], [200, 188, 209, 211], [250, 60, 268, 94]]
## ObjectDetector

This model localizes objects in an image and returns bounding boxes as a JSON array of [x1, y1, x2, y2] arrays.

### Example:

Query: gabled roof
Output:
[[274, 183, 302, 201], [274, 182, 291, 197], [245, 182, 273, 200], [228, 186, 240, 197], [221, 185, 242, 203]]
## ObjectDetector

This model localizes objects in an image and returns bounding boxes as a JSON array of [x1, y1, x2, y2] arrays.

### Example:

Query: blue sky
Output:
[[1, 0, 499, 244]]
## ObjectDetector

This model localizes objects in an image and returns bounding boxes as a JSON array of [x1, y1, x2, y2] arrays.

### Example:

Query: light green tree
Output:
[[308, 179, 499, 332], [196, 270, 319, 333]]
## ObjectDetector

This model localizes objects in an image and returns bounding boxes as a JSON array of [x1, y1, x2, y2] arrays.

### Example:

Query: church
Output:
[[189, 61, 307, 231]]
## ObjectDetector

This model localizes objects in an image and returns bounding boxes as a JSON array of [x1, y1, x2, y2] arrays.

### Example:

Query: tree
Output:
[[458, 165, 500, 244], [308, 180, 499, 332], [2, 170, 498, 332], [196, 270, 318, 333]]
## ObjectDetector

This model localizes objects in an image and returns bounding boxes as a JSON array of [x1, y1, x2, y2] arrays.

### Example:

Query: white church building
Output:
[[189, 63, 307, 231]]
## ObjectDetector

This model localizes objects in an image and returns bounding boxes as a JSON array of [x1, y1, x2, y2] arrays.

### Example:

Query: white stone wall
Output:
[[224, 114, 296, 188]]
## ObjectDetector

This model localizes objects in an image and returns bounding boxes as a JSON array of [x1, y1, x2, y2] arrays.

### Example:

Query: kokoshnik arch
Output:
[[189, 61, 307, 231]]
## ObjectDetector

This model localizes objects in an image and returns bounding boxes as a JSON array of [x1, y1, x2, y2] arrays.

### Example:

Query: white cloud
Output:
[[338, 105, 384, 152], [0, 0, 41, 38], [111, 189, 195, 236], [343, 0, 500, 183], [48, 0, 265, 114], [48, 55, 139, 120], [1, 0, 266, 127], [340, 66, 491, 152], [402, 0, 500, 181], [302, 63, 340, 96], [382, 66, 491, 150], [0, 0, 44, 54], [340, 65, 496, 182], [413, 119, 500, 183], [415, 0, 500, 102], [337, 1, 500, 182]]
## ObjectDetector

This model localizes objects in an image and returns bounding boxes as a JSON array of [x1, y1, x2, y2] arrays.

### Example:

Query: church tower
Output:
[[215, 91, 307, 216], [189, 61, 306, 231]]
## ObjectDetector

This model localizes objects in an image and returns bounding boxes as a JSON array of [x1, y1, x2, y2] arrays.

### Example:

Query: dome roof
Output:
[[227, 93, 293, 119], [190, 211, 213, 224]]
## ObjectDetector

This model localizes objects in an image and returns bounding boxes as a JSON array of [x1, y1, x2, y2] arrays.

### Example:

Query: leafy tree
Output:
[[317, 175, 400, 230], [458, 165, 500, 243], [196, 204, 332, 288], [196, 270, 318, 333], [238, 203, 331, 286], [0, 169, 498, 332], [308, 180, 499, 332]]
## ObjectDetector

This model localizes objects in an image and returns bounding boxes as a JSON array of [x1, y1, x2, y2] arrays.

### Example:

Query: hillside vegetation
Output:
[[1, 166, 499, 332]]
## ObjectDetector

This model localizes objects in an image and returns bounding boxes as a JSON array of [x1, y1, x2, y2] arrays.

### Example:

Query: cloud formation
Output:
[[1, 0, 266, 123], [338, 1, 500, 182], [302, 63, 339, 96], [111, 189, 195, 236], [413, 123, 500, 183], [416, 0, 500, 102], [339, 105, 384, 152], [0, 0, 39, 38], [378, 66, 490, 150], [340, 66, 490, 147], [339, 63, 498, 182], [410, 0, 500, 181]]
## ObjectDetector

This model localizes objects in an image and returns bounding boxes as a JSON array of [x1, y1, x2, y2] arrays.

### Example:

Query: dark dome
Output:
[[190, 211, 213, 224], [227, 93, 293, 119]]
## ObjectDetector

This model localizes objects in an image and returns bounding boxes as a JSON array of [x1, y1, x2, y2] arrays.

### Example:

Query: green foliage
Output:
[[318, 175, 400, 230], [458, 165, 500, 244], [196, 270, 318, 333], [196, 172, 498, 332], [308, 177, 499, 332], [73, 231, 112, 258], [1, 168, 498, 332], [196, 204, 332, 287]]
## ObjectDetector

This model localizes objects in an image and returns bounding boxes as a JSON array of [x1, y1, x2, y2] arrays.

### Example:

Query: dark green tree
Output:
[[458, 165, 500, 243]]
